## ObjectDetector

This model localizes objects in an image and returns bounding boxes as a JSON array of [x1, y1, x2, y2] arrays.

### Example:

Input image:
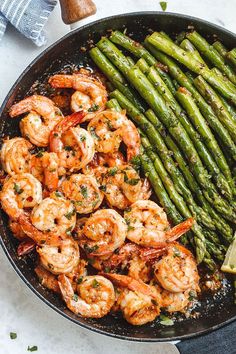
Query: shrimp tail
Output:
[[101, 273, 157, 299], [17, 239, 36, 256], [18, 214, 46, 244], [166, 217, 195, 242], [49, 111, 85, 152]]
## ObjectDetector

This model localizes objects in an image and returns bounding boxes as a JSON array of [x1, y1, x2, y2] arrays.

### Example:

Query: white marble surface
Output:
[[0, 1, 236, 353]]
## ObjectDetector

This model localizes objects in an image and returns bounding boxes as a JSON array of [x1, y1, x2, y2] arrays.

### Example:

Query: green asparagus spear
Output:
[[227, 48, 236, 68], [89, 47, 144, 112], [143, 63, 233, 198], [212, 41, 228, 57], [180, 38, 207, 65], [146, 32, 236, 105], [140, 152, 206, 262], [194, 75, 236, 141], [106, 98, 122, 111], [144, 40, 236, 160], [186, 31, 236, 85]]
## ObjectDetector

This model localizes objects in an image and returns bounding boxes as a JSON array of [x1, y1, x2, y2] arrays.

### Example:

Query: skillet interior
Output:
[[0, 12, 235, 342]]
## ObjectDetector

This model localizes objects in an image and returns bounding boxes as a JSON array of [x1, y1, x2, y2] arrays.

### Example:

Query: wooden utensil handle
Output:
[[59, 0, 97, 24]]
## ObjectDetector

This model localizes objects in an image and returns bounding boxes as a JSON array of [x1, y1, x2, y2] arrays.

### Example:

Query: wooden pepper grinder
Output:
[[59, 0, 97, 25]]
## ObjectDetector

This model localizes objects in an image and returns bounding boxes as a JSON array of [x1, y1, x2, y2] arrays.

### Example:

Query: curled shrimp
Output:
[[30, 192, 76, 236], [77, 209, 127, 256], [58, 274, 115, 318], [49, 73, 107, 119], [61, 174, 104, 214], [49, 112, 95, 172], [1, 137, 33, 175], [157, 286, 197, 313], [102, 165, 142, 210], [154, 243, 200, 293], [9, 95, 63, 147], [19, 214, 80, 274], [124, 200, 194, 248], [30, 152, 59, 192], [0, 173, 42, 219], [88, 110, 140, 161], [103, 273, 160, 325]]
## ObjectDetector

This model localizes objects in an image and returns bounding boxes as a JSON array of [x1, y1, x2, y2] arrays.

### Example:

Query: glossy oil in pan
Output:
[[0, 12, 235, 341]]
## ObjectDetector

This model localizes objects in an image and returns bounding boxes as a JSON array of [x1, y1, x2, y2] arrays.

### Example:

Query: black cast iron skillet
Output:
[[0, 12, 236, 342]]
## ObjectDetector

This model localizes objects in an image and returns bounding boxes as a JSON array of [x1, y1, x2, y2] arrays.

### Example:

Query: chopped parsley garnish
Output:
[[104, 266, 111, 273], [89, 127, 100, 140], [92, 279, 100, 288], [99, 185, 107, 192], [173, 246, 181, 257], [55, 191, 63, 198], [64, 145, 73, 151], [107, 167, 118, 176], [66, 226, 73, 236], [65, 209, 76, 220], [88, 103, 99, 112], [14, 183, 23, 195], [124, 173, 140, 185], [188, 290, 196, 301], [27, 346, 38, 352], [127, 225, 135, 231], [84, 244, 99, 254], [159, 1, 167, 11], [10, 332, 17, 340], [80, 185, 88, 198], [73, 294, 79, 302], [35, 151, 44, 158], [80, 135, 86, 142], [159, 314, 174, 326], [77, 276, 83, 284]]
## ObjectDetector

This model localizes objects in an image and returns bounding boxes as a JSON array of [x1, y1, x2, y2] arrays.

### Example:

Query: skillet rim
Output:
[[0, 11, 235, 342]]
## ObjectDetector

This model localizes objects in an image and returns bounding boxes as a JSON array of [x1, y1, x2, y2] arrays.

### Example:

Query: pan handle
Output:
[[59, 0, 97, 25]]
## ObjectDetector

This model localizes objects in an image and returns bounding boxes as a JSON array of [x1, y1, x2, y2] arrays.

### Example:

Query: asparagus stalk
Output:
[[140, 152, 206, 262], [110, 30, 176, 95], [146, 32, 236, 105], [227, 48, 236, 68], [194, 75, 236, 141], [180, 38, 207, 65], [212, 41, 228, 57], [89, 47, 145, 112], [145, 109, 233, 242], [186, 31, 236, 85], [106, 98, 122, 111], [144, 40, 236, 160], [142, 62, 233, 198]]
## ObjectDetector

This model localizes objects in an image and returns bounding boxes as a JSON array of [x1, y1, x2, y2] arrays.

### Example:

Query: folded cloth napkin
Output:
[[0, 0, 57, 46], [177, 320, 236, 354]]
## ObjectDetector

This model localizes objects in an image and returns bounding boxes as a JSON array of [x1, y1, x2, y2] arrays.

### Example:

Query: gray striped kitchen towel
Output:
[[0, 0, 57, 46]]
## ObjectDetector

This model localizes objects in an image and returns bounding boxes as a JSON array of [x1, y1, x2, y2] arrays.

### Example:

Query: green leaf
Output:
[[10, 332, 17, 340], [159, 314, 174, 326], [107, 167, 118, 176], [80, 185, 88, 199], [14, 183, 23, 195], [77, 276, 84, 284], [27, 346, 38, 352], [92, 279, 100, 288], [159, 1, 167, 11], [84, 244, 99, 254], [65, 209, 76, 220], [73, 294, 79, 302], [88, 103, 100, 112]]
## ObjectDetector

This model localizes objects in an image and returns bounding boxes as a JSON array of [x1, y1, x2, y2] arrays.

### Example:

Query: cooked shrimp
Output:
[[158, 286, 196, 313], [49, 73, 107, 119], [117, 289, 160, 325], [9, 95, 63, 147], [17, 239, 36, 256], [38, 236, 79, 275], [128, 257, 152, 283], [9, 218, 27, 240], [58, 274, 115, 318], [1, 137, 33, 175], [103, 273, 161, 325], [77, 209, 127, 255], [30, 152, 59, 191], [124, 200, 194, 248], [49, 112, 95, 172], [0, 173, 42, 219], [61, 174, 103, 214], [139, 178, 152, 200], [35, 264, 60, 293], [154, 243, 200, 293], [102, 165, 142, 210], [88, 110, 140, 161], [30, 192, 76, 235]]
